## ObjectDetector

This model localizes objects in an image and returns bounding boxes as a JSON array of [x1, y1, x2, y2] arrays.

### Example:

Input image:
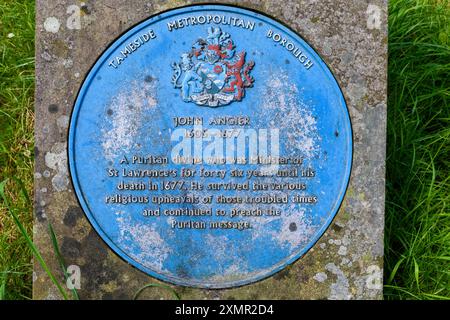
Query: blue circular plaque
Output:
[[69, 4, 352, 288]]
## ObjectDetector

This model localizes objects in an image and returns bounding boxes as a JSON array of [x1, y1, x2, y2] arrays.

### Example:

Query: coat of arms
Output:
[[171, 27, 255, 107]]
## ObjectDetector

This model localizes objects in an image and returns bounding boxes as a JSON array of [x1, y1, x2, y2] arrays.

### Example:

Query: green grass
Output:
[[385, 0, 450, 299], [0, 0, 35, 300], [0, 0, 448, 300], [0, 180, 71, 300]]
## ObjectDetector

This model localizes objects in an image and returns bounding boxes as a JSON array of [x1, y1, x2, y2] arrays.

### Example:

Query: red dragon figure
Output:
[[222, 52, 255, 101]]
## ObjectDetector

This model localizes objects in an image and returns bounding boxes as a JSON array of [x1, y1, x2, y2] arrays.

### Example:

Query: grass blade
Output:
[[0, 179, 69, 300], [48, 223, 80, 300], [134, 283, 181, 300], [11, 177, 30, 204], [0, 274, 6, 300]]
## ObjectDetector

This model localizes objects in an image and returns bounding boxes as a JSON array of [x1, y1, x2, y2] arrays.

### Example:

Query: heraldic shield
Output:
[[171, 27, 255, 107]]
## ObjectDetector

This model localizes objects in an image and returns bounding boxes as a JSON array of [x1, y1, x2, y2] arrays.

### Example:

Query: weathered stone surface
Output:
[[35, 0, 387, 300]]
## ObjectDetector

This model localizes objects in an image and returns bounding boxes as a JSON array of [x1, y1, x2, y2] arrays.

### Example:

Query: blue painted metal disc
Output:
[[69, 4, 352, 288]]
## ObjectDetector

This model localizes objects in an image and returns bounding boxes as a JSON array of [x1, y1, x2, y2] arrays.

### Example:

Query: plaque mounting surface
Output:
[[68, 4, 352, 288]]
